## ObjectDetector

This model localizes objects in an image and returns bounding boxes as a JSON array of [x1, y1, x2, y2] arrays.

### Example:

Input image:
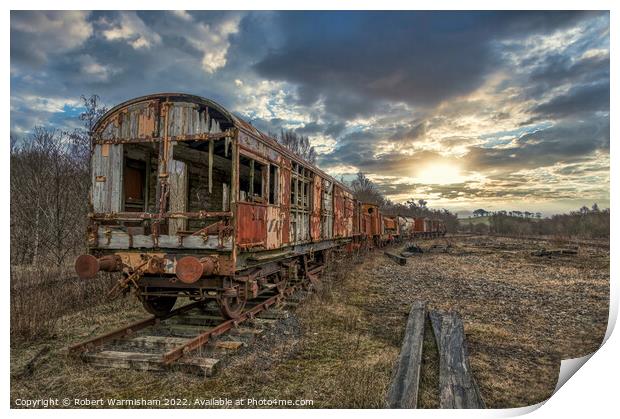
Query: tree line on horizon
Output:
[[465, 204, 609, 238]]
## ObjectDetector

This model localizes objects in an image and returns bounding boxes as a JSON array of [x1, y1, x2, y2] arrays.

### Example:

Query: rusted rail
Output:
[[68, 301, 203, 354], [162, 284, 301, 364], [67, 282, 305, 370]]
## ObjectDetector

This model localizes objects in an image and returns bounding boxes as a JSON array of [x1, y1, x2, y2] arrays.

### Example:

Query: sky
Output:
[[10, 11, 610, 215]]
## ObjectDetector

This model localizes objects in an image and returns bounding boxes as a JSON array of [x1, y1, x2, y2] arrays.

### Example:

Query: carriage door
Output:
[[235, 153, 268, 248], [310, 175, 322, 241]]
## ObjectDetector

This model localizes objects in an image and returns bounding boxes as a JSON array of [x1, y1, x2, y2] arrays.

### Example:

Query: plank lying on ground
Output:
[[437, 312, 485, 409], [531, 248, 578, 257], [384, 251, 407, 266], [215, 340, 244, 350], [386, 301, 426, 408], [83, 351, 219, 376], [428, 311, 443, 348]]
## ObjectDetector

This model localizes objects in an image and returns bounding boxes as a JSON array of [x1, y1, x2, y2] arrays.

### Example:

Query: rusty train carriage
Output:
[[76, 93, 355, 319], [75, 93, 447, 319]]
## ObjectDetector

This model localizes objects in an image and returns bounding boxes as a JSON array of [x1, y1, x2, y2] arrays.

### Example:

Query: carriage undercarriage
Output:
[[94, 249, 331, 319]]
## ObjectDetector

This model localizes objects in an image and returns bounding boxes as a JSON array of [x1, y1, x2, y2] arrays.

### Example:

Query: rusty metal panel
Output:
[[280, 162, 291, 244], [344, 194, 354, 237], [383, 217, 397, 230], [413, 217, 425, 232], [333, 186, 345, 237], [361, 203, 380, 236], [311, 175, 322, 241], [236, 202, 267, 247], [265, 206, 281, 249], [352, 201, 361, 235]]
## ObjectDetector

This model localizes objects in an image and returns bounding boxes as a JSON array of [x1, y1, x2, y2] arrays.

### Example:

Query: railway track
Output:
[[66, 281, 309, 376]]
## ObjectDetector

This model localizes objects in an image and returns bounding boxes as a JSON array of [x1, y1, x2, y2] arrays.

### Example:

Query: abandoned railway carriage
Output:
[[75, 93, 356, 319], [75, 93, 448, 319]]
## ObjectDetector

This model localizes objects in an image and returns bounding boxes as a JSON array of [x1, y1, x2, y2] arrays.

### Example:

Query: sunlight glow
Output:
[[414, 163, 465, 185]]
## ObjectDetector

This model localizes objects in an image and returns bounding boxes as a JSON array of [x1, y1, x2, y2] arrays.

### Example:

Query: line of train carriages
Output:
[[74, 93, 446, 320]]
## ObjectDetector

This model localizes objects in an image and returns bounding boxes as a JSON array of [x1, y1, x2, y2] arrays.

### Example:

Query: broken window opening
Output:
[[172, 138, 233, 232], [239, 154, 266, 203]]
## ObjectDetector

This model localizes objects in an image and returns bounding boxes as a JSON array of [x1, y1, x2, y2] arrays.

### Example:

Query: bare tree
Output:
[[10, 94, 107, 266], [350, 171, 384, 205], [10, 128, 89, 265], [277, 129, 317, 164]]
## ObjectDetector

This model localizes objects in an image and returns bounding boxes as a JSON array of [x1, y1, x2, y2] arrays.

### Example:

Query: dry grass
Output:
[[10, 235, 609, 408], [10, 265, 118, 340]]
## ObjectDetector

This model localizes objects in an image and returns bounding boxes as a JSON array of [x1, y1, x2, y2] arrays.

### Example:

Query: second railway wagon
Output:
[[75, 93, 355, 318]]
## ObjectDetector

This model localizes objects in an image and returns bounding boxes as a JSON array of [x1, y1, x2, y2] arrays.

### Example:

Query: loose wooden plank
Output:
[[229, 327, 264, 338], [428, 310, 443, 349], [258, 309, 290, 320], [386, 301, 426, 408], [384, 251, 407, 266], [83, 351, 219, 376], [215, 340, 244, 350], [438, 313, 485, 409]]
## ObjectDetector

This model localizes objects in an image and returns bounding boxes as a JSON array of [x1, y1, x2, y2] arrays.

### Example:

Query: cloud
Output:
[[100, 12, 161, 49], [152, 11, 243, 74], [76, 54, 120, 82], [254, 11, 595, 118], [10, 11, 93, 67], [528, 81, 609, 122], [463, 117, 609, 172]]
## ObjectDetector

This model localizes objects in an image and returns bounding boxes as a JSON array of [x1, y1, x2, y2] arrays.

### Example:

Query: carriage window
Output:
[[269, 164, 279, 205], [239, 155, 265, 203], [290, 163, 311, 209]]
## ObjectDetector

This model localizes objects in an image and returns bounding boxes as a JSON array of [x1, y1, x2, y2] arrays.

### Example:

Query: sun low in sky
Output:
[[10, 11, 610, 215], [413, 163, 466, 186]]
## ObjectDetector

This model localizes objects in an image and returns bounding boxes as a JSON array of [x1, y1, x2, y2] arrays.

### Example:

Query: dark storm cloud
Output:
[[527, 81, 610, 122], [389, 121, 428, 143], [254, 11, 595, 117], [295, 121, 346, 138], [464, 117, 609, 172], [530, 52, 609, 89]]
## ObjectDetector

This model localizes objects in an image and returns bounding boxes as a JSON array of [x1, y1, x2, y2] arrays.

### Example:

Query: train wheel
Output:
[[219, 290, 247, 319], [141, 295, 177, 317]]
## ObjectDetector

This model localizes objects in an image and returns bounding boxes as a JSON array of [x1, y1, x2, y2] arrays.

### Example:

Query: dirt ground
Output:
[[10, 235, 609, 408]]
